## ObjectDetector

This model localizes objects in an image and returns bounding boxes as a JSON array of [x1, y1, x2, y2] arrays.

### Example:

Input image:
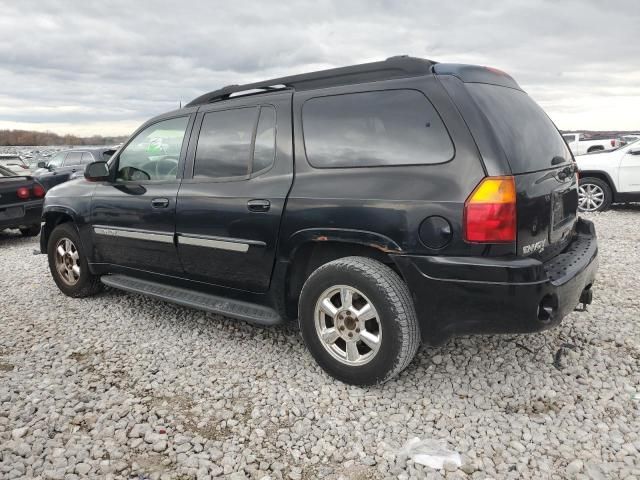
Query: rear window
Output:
[[302, 90, 454, 168], [466, 84, 571, 173]]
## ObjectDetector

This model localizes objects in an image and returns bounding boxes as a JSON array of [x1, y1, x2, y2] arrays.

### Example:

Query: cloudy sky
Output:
[[0, 0, 638, 136]]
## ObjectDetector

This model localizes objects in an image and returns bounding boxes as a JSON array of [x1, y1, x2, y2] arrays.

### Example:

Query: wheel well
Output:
[[580, 171, 615, 193], [41, 212, 74, 252], [285, 241, 399, 318], [587, 145, 604, 153]]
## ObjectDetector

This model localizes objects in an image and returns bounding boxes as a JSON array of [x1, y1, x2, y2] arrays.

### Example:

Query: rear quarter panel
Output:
[[281, 75, 492, 260]]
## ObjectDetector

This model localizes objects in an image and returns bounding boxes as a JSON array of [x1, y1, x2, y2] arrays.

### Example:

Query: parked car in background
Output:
[[34, 147, 116, 190], [0, 154, 32, 175], [576, 139, 640, 211], [563, 133, 621, 156], [39, 57, 597, 385], [0, 165, 45, 236]]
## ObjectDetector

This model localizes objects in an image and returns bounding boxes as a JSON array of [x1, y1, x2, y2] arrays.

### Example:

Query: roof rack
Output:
[[186, 56, 436, 107]]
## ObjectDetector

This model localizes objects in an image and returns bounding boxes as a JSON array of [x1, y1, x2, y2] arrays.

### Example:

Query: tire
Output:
[[299, 256, 420, 385], [19, 224, 41, 237], [578, 177, 612, 212], [47, 222, 103, 298], [587, 146, 604, 153]]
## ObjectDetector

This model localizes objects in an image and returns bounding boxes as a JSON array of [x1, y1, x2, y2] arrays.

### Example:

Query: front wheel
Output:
[[299, 256, 420, 385], [47, 223, 103, 297], [578, 177, 612, 212]]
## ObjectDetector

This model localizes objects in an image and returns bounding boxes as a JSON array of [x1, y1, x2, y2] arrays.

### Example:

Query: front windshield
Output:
[[603, 138, 639, 153], [47, 152, 66, 168]]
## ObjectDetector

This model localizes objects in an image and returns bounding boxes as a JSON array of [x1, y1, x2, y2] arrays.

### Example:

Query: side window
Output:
[[81, 152, 95, 164], [117, 116, 189, 181], [193, 107, 257, 179], [64, 152, 83, 166], [47, 152, 66, 168], [252, 106, 276, 173], [302, 90, 454, 168]]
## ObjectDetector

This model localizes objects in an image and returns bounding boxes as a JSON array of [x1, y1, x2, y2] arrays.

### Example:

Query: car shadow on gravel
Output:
[[610, 202, 640, 211], [98, 285, 575, 389], [0, 229, 38, 245]]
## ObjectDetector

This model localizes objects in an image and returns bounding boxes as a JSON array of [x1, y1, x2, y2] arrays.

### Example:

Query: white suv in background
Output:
[[576, 140, 640, 211]]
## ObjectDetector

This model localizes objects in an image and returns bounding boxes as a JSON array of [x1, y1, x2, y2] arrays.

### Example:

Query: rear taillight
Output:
[[464, 176, 516, 243], [32, 183, 46, 198], [16, 187, 30, 199], [611, 139, 616, 147]]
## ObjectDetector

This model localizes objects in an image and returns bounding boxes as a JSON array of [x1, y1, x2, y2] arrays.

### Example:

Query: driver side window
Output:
[[116, 116, 189, 181]]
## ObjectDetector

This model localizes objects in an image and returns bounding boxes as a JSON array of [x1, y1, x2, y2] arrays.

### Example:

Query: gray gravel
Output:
[[1, 208, 639, 479]]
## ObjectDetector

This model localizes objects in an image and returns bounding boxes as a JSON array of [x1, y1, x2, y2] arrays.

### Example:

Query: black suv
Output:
[[34, 147, 116, 190], [40, 57, 598, 385]]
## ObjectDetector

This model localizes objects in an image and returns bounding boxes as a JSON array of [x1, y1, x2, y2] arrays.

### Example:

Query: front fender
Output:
[[40, 205, 83, 254]]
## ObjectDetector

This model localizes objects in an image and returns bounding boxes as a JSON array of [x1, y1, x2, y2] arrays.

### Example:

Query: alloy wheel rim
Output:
[[578, 183, 605, 211], [314, 285, 382, 366], [55, 237, 81, 285]]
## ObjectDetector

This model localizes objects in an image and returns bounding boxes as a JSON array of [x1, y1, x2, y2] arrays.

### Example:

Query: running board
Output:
[[100, 274, 282, 326]]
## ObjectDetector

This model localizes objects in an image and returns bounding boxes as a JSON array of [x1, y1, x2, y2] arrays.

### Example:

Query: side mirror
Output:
[[37, 161, 47, 169], [84, 161, 110, 181]]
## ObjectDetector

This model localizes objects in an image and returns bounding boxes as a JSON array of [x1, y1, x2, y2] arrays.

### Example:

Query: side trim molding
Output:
[[177, 234, 253, 253], [93, 226, 174, 244]]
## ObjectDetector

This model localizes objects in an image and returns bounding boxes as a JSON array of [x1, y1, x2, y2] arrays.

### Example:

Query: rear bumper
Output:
[[0, 200, 43, 230], [392, 218, 598, 345]]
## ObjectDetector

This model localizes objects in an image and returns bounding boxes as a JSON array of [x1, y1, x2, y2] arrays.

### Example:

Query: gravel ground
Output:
[[1, 208, 639, 480]]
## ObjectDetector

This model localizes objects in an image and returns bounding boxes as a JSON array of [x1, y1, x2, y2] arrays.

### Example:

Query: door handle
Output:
[[151, 198, 170, 208], [247, 199, 270, 212]]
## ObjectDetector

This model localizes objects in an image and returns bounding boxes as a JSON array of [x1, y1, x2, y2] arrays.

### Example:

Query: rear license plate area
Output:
[[0, 206, 24, 220], [550, 187, 577, 244]]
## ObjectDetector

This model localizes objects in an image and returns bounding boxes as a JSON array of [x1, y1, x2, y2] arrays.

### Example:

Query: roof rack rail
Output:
[[186, 56, 436, 107]]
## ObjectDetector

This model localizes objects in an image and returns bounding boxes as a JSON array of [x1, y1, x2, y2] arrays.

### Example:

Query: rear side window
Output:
[[252, 106, 277, 173], [81, 152, 95, 163], [302, 90, 454, 168], [466, 84, 571, 173], [194, 108, 257, 179]]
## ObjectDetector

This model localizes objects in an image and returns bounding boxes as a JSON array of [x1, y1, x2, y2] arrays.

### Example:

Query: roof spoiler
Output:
[[432, 64, 522, 90]]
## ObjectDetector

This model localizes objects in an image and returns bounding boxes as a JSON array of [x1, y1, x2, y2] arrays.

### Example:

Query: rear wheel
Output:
[[47, 223, 103, 297], [299, 256, 420, 385], [578, 177, 612, 212], [19, 224, 41, 237]]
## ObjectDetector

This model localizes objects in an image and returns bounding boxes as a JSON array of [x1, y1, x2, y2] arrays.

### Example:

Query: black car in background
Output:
[[39, 57, 598, 385], [0, 165, 44, 236], [34, 147, 116, 190]]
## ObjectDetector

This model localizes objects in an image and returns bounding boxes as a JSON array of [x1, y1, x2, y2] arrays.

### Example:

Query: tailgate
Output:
[[515, 167, 578, 261]]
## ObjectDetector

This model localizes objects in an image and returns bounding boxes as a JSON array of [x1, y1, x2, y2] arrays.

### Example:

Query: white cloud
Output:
[[0, 0, 638, 135]]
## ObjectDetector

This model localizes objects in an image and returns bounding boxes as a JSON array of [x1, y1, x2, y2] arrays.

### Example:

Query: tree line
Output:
[[0, 129, 128, 146]]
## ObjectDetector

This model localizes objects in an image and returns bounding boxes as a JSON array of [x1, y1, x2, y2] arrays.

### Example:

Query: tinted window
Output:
[[117, 116, 189, 181], [302, 90, 453, 168], [65, 152, 83, 166], [81, 152, 95, 163], [194, 107, 257, 179], [252, 106, 276, 173], [467, 84, 571, 173]]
